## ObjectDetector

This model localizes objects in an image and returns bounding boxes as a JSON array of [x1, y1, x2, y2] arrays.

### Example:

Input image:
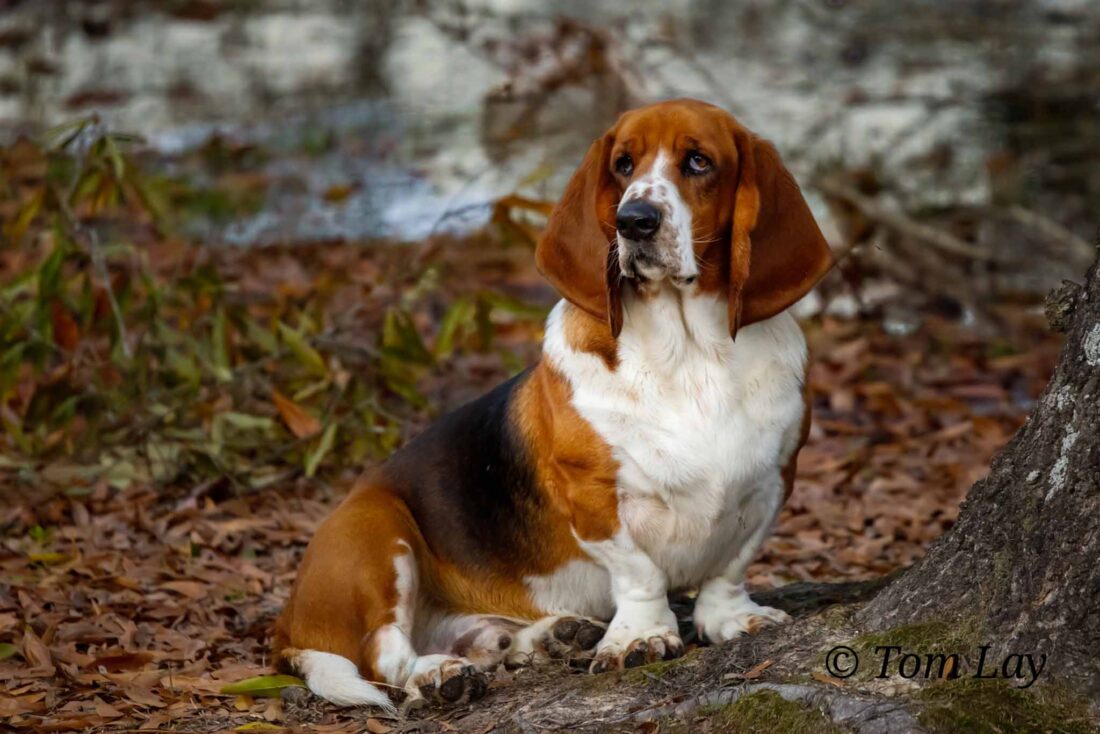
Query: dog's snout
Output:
[[616, 200, 662, 241]]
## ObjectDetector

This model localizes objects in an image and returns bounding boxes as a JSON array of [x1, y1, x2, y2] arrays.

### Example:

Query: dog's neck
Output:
[[618, 282, 734, 371]]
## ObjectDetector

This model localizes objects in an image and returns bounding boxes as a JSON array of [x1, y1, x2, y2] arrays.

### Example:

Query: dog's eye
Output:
[[684, 152, 712, 175], [614, 154, 634, 177]]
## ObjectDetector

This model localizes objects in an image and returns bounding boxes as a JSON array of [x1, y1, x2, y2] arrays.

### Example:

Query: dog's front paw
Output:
[[590, 625, 684, 672], [693, 584, 790, 644]]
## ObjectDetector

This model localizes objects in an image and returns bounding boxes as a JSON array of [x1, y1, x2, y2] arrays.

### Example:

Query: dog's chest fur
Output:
[[536, 288, 807, 610]]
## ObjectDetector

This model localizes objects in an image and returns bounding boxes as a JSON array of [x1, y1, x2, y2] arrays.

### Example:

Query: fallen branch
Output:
[[816, 178, 995, 262], [1005, 205, 1096, 264]]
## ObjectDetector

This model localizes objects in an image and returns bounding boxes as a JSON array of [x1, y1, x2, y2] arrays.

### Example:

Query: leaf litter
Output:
[[0, 125, 1062, 731]]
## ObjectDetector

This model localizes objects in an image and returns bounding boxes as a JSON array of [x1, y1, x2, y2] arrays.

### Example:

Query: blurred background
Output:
[[4, 0, 1098, 254], [1, 2, 1099, 729]]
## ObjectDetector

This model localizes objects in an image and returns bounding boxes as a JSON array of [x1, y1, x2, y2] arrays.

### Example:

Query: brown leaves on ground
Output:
[[751, 312, 1060, 587], [0, 132, 1062, 733], [0, 234, 1060, 731]]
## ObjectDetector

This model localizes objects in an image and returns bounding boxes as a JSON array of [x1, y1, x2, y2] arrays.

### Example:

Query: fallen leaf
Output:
[[160, 580, 208, 599], [122, 686, 166, 708], [0, 642, 20, 661], [220, 675, 305, 698], [743, 659, 773, 680], [93, 651, 154, 672], [21, 627, 54, 676], [812, 670, 846, 688], [93, 697, 124, 718], [272, 390, 321, 439], [27, 552, 70, 565], [51, 300, 80, 351]]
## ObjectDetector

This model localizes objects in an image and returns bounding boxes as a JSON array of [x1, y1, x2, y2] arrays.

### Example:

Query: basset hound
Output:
[[272, 98, 834, 710]]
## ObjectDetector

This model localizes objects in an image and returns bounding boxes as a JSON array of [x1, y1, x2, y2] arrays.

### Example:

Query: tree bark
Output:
[[860, 253, 1100, 696]]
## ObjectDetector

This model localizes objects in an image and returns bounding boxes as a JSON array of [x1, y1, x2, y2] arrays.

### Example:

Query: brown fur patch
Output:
[[563, 305, 619, 370], [423, 559, 546, 620], [272, 479, 416, 676], [513, 361, 621, 543], [781, 379, 813, 501]]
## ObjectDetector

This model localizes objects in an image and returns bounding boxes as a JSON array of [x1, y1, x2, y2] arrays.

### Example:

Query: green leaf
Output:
[[235, 723, 287, 731], [0, 342, 27, 396], [434, 297, 475, 360], [243, 317, 278, 355], [4, 188, 44, 244], [166, 349, 201, 385], [103, 133, 126, 183], [382, 308, 433, 366], [42, 117, 91, 149], [219, 674, 304, 698], [36, 242, 67, 302], [0, 410, 30, 454], [278, 323, 327, 377], [304, 423, 336, 478], [0, 642, 19, 661], [480, 291, 548, 320], [27, 552, 69, 565], [216, 412, 277, 434]]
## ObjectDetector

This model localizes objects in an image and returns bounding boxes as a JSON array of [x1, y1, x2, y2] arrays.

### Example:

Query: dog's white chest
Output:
[[543, 292, 807, 590]]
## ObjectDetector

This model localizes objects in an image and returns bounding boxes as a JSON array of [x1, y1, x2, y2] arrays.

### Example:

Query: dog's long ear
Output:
[[728, 130, 833, 339], [536, 133, 624, 336]]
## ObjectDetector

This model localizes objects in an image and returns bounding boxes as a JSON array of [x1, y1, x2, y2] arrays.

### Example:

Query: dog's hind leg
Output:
[[274, 487, 487, 708], [364, 549, 491, 707]]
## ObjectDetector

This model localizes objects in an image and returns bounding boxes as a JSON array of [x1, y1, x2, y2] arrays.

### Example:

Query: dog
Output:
[[272, 98, 834, 710]]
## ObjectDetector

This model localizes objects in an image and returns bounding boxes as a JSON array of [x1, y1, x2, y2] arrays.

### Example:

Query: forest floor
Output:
[[1, 249, 1063, 732], [0, 128, 1070, 732]]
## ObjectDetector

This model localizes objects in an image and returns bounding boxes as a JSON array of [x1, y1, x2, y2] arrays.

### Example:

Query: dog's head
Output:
[[536, 98, 833, 338]]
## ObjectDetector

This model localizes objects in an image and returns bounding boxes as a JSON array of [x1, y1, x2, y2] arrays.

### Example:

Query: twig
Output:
[[816, 177, 995, 262], [1004, 205, 1096, 264]]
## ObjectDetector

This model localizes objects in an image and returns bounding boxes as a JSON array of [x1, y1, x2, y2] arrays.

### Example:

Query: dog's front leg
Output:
[[692, 481, 791, 644], [578, 528, 683, 672]]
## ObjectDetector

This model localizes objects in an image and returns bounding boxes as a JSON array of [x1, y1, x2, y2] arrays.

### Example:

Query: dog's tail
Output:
[[279, 648, 396, 712]]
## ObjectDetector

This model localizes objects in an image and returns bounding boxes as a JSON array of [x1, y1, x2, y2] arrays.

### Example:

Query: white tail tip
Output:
[[288, 649, 395, 712]]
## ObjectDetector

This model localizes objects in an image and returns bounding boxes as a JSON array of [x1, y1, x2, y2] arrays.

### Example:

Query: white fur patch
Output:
[[580, 529, 679, 655], [392, 542, 416, 631], [693, 579, 791, 644], [293, 650, 396, 711], [525, 559, 614, 619]]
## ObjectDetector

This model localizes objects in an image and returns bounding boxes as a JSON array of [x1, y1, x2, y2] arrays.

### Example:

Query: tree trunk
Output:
[[860, 254, 1100, 696]]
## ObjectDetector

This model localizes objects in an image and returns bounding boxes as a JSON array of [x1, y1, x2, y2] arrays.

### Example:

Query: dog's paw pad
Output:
[[589, 630, 683, 673], [550, 617, 606, 656], [413, 661, 488, 706]]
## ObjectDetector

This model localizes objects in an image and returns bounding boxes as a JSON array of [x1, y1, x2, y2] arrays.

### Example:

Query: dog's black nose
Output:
[[616, 200, 662, 241]]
